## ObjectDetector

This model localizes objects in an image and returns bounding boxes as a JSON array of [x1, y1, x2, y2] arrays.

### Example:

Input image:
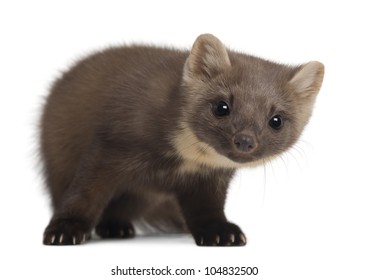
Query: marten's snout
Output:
[[233, 134, 258, 153]]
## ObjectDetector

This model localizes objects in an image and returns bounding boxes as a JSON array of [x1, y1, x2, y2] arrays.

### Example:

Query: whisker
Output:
[[262, 159, 267, 206]]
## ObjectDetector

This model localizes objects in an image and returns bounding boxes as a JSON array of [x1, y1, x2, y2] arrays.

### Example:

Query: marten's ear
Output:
[[183, 34, 231, 81], [289, 61, 325, 98]]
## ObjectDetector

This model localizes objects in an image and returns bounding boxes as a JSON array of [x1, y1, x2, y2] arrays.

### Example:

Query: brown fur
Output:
[[41, 34, 324, 246]]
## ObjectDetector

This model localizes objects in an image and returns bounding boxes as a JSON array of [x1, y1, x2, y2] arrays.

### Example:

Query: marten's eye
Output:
[[214, 101, 230, 117], [269, 115, 283, 130]]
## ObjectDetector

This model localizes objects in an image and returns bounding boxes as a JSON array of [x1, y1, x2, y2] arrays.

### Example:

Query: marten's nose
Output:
[[233, 134, 257, 153]]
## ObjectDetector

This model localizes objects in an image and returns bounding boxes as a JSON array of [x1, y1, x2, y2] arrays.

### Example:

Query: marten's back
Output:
[[40, 46, 188, 204]]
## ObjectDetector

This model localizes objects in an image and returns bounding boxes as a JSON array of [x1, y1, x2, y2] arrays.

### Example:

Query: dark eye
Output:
[[214, 101, 230, 117], [269, 115, 283, 130]]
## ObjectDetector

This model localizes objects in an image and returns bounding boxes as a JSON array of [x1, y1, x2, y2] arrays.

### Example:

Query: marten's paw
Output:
[[95, 221, 135, 239], [43, 218, 91, 245], [192, 222, 246, 246]]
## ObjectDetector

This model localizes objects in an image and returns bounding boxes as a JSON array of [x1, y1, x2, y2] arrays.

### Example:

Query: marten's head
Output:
[[174, 34, 324, 170]]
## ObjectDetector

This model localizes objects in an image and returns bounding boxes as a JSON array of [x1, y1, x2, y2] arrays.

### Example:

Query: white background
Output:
[[1, 0, 368, 279]]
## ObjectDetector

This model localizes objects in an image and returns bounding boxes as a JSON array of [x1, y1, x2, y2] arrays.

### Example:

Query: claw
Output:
[[215, 235, 220, 245], [230, 234, 235, 244], [50, 235, 56, 244], [73, 236, 76, 245], [239, 233, 246, 245], [59, 234, 64, 244], [199, 236, 204, 245]]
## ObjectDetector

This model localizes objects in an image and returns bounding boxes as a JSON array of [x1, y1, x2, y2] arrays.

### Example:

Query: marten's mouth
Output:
[[202, 140, 264, 166], [225, 152, 261, 164], [210, 141, 263, 164]]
